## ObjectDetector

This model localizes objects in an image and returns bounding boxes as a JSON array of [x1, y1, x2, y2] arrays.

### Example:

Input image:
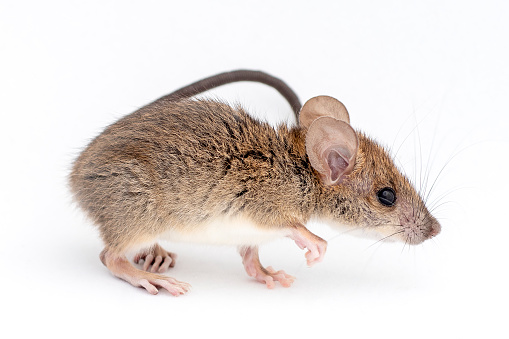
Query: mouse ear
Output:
[[299, 96, 350, 128], [306, 116, 358, 185]]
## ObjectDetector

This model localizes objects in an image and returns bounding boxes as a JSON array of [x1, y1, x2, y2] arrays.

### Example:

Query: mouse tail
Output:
[[154, 70, 301, 120]]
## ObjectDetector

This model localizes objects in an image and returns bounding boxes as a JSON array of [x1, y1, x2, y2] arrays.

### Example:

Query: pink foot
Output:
[[133, 243, 177, 273], [101, 249, 190, 296], [240, 246, 295, 289], [288, 224, 327, 266]]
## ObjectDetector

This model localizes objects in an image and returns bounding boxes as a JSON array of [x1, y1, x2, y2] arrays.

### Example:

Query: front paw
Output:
[[289, 226, 328, 266], [304, 237, 327, 266]]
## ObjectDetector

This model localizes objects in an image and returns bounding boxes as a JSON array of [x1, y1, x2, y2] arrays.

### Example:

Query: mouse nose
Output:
[[428, 220, 441, 238]]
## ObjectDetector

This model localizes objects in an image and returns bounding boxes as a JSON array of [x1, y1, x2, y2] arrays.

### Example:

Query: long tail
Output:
[[153, 70, 301, 120]]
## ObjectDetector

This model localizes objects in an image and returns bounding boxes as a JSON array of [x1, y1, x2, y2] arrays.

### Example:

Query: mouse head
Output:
[[300, 96, 441, 245]]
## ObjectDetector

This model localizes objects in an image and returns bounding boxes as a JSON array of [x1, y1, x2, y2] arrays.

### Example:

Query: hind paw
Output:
[[134, 244, 177, 273]]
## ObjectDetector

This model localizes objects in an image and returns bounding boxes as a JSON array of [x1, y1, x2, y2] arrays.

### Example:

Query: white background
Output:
[[1, 0, 508, 338]]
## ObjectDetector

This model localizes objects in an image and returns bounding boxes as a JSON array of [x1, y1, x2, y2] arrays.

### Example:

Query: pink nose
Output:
[[429, 221, 441, 238]]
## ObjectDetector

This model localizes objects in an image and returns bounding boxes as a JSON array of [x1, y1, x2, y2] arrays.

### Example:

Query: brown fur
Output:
[[316, 131, 440, 244], [70, 97, 439, 255], [70, 99, 316, 252]]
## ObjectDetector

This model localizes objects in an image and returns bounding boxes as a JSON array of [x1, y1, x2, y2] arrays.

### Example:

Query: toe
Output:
[[143, 254, 154, 271], [168, 253, 177, 268], [133, 255, 141, 264], [139, 279, 158, 295], [155, 279, 189, 296], [305, 250, 315, 265], [158, 256, 173, 273], [276, 272, 295, 287], [150, 255, 163, 273], [263, 275, 276, 289], [267, 267, 295, 287]]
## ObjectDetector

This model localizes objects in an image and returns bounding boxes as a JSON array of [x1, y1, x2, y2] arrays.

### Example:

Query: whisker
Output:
[[392, 105, 438, 160], [424, 139, 488, 207], [401, 236, 409, 255], [326, 223, 404, 243], [421, 109, 442, 204], [414, 113, 424, 199], [391, 108, 416, 154], [428, 187, 466, 212], [326, 225, 372, 242], [427, 186, 468, 209], [365, 230, 405, 250], [429, 200, 457, 214]]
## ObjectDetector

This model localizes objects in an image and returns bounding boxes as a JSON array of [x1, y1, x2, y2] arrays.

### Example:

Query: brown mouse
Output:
[[69, 70, 441, 295]]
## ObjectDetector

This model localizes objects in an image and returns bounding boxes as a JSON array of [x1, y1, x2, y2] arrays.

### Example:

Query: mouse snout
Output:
[[397, 205, 441, 244], [427, 219, 441, 239]]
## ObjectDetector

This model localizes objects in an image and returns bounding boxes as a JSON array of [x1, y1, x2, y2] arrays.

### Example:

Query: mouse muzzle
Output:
[[397, 204, 441, 245]]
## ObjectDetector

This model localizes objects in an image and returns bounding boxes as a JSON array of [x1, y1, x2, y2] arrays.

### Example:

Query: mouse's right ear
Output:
[[299, 96, 350, 128], [305, 116, 358, 185]]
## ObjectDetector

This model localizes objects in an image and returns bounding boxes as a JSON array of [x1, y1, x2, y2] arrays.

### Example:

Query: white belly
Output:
[[162, 215, 290, 246]]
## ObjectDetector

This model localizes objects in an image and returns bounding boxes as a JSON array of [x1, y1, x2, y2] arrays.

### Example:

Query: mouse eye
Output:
[[377, 187, 396, 207]]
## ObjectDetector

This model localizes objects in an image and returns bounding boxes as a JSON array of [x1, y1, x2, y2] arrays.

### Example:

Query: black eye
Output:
[[377, 187, 396, 207]]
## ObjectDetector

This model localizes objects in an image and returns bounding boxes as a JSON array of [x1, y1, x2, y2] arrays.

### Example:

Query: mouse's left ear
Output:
[[305, 116, 358, 185], [299, 96, 350, 128]]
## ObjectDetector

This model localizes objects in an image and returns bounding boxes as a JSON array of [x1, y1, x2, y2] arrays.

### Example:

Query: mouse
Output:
[[69, 70, 441, 296]]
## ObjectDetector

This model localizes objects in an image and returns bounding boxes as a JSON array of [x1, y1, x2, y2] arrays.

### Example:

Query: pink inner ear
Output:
[[327, 150, 348, 183]]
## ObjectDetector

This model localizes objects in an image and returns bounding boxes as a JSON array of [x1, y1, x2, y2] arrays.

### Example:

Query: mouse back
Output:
[[70, 98, 320, 250]]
